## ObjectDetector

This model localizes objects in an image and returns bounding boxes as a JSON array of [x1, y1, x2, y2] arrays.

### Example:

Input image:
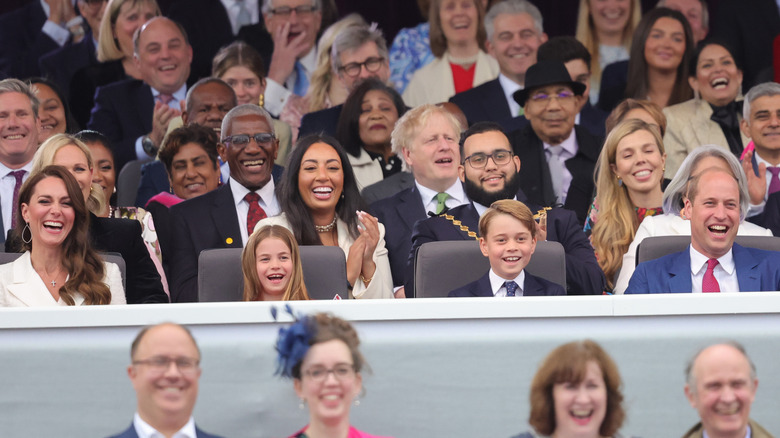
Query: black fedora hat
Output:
[[512, 60, 587, 107]]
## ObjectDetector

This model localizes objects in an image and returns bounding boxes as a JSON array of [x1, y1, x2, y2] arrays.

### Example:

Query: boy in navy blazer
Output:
[[449, 199, 564, 297]]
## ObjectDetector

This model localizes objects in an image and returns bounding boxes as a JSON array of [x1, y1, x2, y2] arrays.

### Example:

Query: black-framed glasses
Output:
[[339, 57, 385, 78], [303, 364, 355, 382], [464, 150, 513, 168], [269, 5, 318, 16], [132, 356, 200, 376], [529, 90, 576, 105], [222, 133, 276, 148]]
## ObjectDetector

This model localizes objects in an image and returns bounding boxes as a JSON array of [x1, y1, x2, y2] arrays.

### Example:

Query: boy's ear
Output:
[[479, 237, 489, 257]]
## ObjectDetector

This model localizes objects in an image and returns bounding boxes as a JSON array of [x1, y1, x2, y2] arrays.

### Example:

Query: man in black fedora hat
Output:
[[508, 59, 603, 224]]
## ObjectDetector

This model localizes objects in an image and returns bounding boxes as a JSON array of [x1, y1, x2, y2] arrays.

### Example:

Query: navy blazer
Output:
[[507, 124, 603, 225], [39, 32, 98, 104], [168, 183, 245, 302], [579, 101, 608, 138], [369, 181, 428, 287], [88, 79, 154, 172], [625, 243, 780, 294], [0, 1, 59, 79], [449, 78, 514, 125], [299, 105, 342, 137], [362, 171, 415, 205], [748, 191, 780, 236], [407, 193, 605, 296], [107, 422, 223, 438], [448, 271, 565, 297], [597, 60, 628, 113]]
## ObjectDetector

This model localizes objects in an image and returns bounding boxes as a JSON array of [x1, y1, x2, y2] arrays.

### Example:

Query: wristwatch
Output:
[[142, 135, 158, 157]]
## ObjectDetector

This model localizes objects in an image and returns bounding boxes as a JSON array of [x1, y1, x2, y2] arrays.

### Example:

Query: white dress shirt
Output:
[[264, 47, 316, 116], [543, 131, 577, 203], [415, 179, 467, 215], [498, 73, 523, 117], [134, 84, 188, 160], [689, 245, 739, 293], [220, 0, 259, 34], [228, 177, 280, 245], [488, 268, 525, 296], [133, 412, 197, 438], [0, 161, 32, 237]]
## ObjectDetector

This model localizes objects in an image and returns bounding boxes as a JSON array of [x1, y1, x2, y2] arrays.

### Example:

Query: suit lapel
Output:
[[7, 253, 58, 306], [212, 184, 243, 248], [397, 186, 427, 231], [486, 79, 512, 121], [733, 244, 760, 292], [132, 82, 155, 134], [523, 273, 545, 296], [668, 251, 693, 292], [472, 273, 493, 297]]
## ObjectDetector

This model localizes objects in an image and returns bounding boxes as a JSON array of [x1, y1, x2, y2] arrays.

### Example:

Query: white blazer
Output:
[[255, 213, 394, 299], [0, 252, 126, 306], [348, 149, 384, 192], [402, 50, 499, 107]]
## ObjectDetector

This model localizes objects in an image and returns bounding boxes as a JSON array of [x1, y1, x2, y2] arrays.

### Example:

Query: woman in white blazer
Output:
[[0, 166, 125, 306], [402, 0, 499, 107]]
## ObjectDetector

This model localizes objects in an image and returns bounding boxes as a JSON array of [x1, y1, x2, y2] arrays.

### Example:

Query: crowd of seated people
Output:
[[0, 0, 779, 305]]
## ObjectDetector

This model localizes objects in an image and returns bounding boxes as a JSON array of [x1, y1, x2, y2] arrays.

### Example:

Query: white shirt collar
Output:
[[228, 176, 276, 209], [488, 268, 525, 296], [133, 412, 196, 438], [543, 129, 577, 157], [0, 160, 33, 175], [498, 73, 523, 117], [689, 245, 735, 276], [151, 84, 187, 106], [415, 178, 467, 213]]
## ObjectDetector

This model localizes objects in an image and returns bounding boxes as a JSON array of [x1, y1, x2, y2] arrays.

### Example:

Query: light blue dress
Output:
[[389, 22, 435, 94]]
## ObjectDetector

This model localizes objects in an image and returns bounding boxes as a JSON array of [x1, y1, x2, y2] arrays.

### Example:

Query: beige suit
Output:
[[402, 50, 499, 107], [0, 252, 126, 306], [682, 419, 774, 438], [663, 98, 749, 179]]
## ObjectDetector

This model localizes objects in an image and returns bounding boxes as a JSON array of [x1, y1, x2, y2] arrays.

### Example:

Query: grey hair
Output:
[[262, 0, 320, 14], [685, 340, 757, 393], [662, 144, 749, 219], [485, 0, 544, 41], [185, 77, 237, 114], [330, 24, 389, 73], [743, 82, 780, 122], [0, 78, 40, 119], [221, 104, 275, 139], [657, 0, 709, 30]]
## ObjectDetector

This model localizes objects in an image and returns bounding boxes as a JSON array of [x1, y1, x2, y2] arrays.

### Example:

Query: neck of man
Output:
[[755, 145, 780, 166], [4, 156, 32, 170], [139, 409, 189, 438], [305, 415, 351, 438], [416, 174, 459, 194]]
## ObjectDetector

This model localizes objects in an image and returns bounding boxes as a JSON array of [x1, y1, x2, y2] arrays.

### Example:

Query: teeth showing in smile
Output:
[[163, 387, 182, 393], [709, 225, 727, 234], [717, 404, 739, 415], [313, 187, 333, 193], [185, 183, 204, 190], [572, 409, 593, 419], [504, 256, 520, 262], [322, 395, 340, 400], [160, 65, 176, 71], [634, 170, 651, 177], [243, 159, 265, 167], [43, 221, 62, 229], [5, 134, 23, 140], [435, 158, 452, 164], [711, 78, 729, 89]]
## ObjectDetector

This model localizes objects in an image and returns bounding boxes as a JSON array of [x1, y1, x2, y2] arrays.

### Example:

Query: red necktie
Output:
[[244, 192, 266, 237], [702, 259, 720, 293]]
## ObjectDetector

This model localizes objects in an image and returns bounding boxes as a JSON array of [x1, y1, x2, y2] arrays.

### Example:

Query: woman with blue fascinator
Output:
[[276, 312, 392, 438]]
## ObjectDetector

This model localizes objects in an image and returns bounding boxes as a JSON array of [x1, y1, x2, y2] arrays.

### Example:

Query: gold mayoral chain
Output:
[[441, 207, 551, 241]]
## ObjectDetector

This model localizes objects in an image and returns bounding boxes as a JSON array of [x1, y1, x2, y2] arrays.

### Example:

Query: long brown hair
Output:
[[428, 0, 487, 58], [242, 225, 309, 301], [17, 166, 112, 305]]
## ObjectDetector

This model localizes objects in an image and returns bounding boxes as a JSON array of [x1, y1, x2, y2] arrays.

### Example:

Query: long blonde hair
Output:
[[591, 119, 664, 289], [242, 225, 310, 301], [97, 0, 161, 62], [575, 0, 641, 87]]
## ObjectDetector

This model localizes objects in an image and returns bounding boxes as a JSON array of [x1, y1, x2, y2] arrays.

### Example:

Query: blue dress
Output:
[[389, 22, 435, 94]]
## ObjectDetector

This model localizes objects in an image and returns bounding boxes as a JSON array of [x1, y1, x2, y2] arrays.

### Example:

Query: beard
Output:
[[464, 169, 522, 208]]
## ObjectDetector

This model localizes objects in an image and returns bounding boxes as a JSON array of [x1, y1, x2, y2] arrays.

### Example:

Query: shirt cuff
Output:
[[747, 201, 765, 218], [135, 136, 148, 161], [263, 79, 291, 117], [42, 20, 70, 47]]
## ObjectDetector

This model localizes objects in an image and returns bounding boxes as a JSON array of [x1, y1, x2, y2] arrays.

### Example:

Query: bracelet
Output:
[[359, 273, 372, 284]]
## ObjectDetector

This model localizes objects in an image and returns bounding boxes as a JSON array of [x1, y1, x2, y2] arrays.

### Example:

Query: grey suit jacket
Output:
[[361, 171, 414, 205]]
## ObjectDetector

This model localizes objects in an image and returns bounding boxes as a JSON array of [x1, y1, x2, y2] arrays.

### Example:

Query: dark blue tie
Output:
[[505, 281, 518, 297]]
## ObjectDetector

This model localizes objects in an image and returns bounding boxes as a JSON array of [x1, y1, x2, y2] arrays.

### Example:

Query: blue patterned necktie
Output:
[[293, 61, 309, 96], [504, 281, 519, 297]]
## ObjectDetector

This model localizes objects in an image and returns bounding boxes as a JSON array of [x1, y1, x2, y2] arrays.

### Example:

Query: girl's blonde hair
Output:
[[242, 225, 310, 301]]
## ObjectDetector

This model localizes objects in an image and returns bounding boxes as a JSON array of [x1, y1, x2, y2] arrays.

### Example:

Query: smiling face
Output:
[[459, 130, 522, 197], [402, 112, 460, 191], [113, 1, 158, 59], [611, 129, 666, 198], [690, 44, 742, 107], [358, 90, 399, 150], [644, 16, 686, 72], [740, 95, 780, 162], [297, 142, 344, 215], [264, 0, 322, 55], [589, 0, 631, 38], [486, 12, 547, 84], [479, 213, 536, 280], [21, 176, 75, 250], [439, 0, 478, 46], [219, 113, 278, 190], [53, 145, 93, 202], [684, 170, 740, 259], [183, 82, 236, 134], [32, 83, 66, 143], [685, 344, 757, 438], [169, 142, 220, 200], [294, 339, 362, 424], [523, 84, 579, 145], [0, 91, 40, 168], [134, 18, 193, 95], [337, 41, 390, 92], [85, 141, 116, 205], [220, 66, 266, 106], [128, 324, 201, 429], [552, 360, 608, 437], [254, 236, 293, 299]]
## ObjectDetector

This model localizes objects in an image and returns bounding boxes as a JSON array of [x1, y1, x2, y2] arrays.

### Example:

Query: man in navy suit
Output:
[[626, 168, 780, 293], [448, 199, 565, 297], [108, 323, 222, 438], [448, 0, 547, 132], [88, 17, 192, 172], [408, 122, 605, 296], [370, 104, 468, 297], [168, 105, 281, 302]]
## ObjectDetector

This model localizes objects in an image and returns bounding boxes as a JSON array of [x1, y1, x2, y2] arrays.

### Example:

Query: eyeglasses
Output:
[[303, 364, 355, 382], [269, 5, 318, 17], [464, 150, 513, 168], [222, 133, 276, 148], [132, 356, 200, 376], [528, 90, 576, 105], [339, 57, 385, 78]]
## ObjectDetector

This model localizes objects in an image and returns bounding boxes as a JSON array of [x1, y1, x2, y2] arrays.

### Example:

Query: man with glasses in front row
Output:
[[168, 105, 280, 302], [107, 323, 223, 438], [508, 60, 603, 225]]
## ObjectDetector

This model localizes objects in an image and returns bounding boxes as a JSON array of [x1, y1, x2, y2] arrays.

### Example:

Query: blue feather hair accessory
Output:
[[273, 304, 317, 378]]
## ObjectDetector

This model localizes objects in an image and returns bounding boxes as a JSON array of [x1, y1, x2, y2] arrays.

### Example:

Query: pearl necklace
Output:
[[315, 215, 338, 233]]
